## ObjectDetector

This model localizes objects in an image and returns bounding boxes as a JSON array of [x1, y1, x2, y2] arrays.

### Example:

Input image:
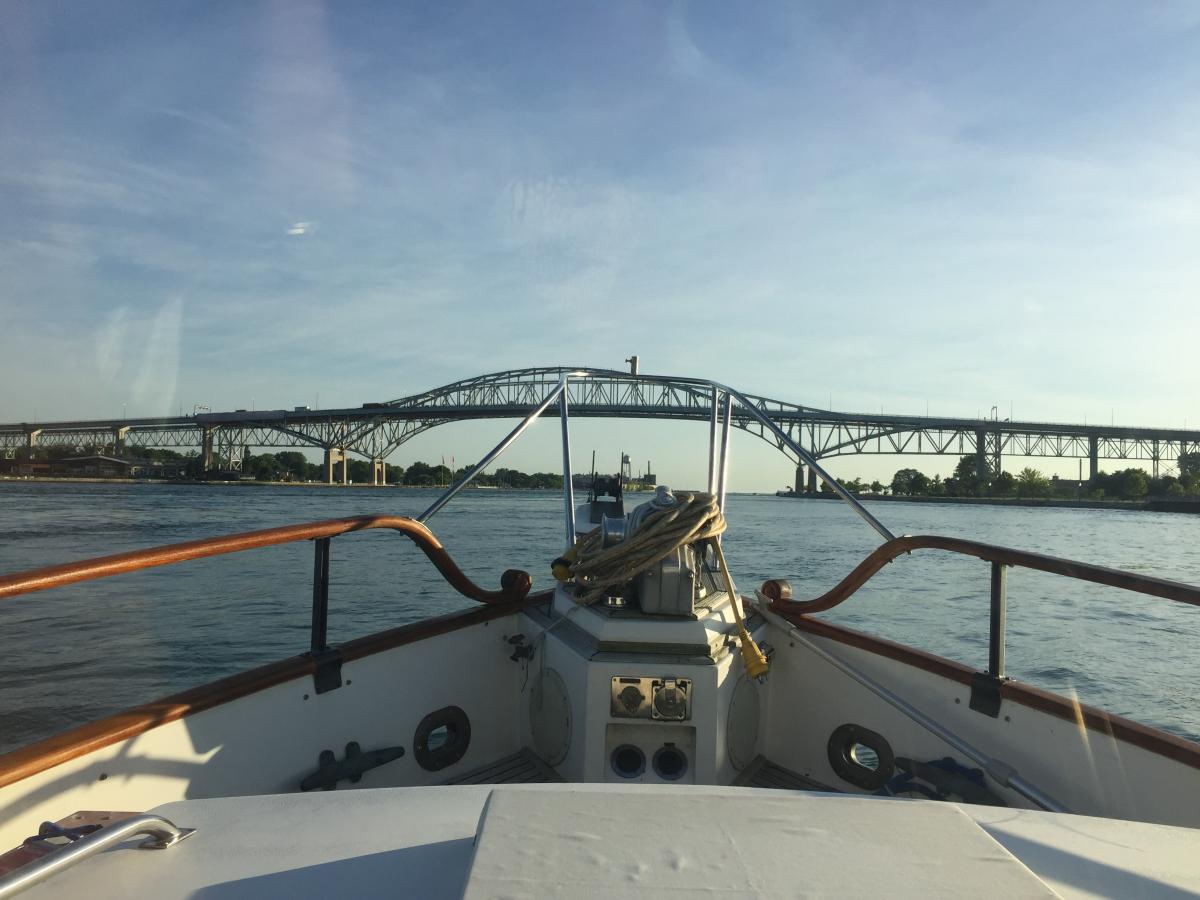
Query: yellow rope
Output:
[[709, 536, 769, 679]]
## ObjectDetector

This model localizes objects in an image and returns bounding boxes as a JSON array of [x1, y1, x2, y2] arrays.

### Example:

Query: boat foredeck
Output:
[[13, 784, 1200, 899]]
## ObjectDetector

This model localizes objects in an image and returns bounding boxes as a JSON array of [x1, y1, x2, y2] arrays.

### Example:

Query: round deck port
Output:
[[611, 744, 646, 779], [652, 745, 688, 781]]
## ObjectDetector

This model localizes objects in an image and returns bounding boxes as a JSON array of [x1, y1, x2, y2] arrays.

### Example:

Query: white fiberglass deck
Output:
[[17, 784, 1200, 899]]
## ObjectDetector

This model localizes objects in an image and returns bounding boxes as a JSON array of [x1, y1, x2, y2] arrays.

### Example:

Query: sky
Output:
[[2, 2, 1199, 489]]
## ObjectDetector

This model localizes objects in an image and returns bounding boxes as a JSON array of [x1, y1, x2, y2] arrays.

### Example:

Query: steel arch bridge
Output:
[[2, 366, 1198, 482]]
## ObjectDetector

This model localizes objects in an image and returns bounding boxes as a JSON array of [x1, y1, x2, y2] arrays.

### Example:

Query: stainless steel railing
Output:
[[415, 369, 896, 548], [0, 814, 194, 899]]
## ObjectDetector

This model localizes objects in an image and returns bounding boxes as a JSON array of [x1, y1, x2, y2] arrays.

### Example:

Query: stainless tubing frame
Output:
[[0, 814, 195, 899], [720, 386, 893, 541], [707, 386, 719, 494], [420, 367, 893, 544], [773, 611, 1066, 813], [716, 391, 732, 513], [560, 389, 576, 547], [417, 375, 578, 523], [619, 371, 892, 541]]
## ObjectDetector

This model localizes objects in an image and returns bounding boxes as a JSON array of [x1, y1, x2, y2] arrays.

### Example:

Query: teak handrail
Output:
[[763, 533, 1200, 719], [766, 533, 1200, 615], [0, 515, 532, 605]]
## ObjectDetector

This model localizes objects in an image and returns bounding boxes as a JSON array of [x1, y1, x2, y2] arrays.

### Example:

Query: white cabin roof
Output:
[[14, 784, 1200, 899]]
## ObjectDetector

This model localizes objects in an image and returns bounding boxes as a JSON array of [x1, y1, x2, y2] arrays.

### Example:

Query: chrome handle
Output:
[[0, 814, 194, 899]]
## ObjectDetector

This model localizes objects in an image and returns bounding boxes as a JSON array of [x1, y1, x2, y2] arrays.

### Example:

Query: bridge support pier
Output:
[[201, 427, 215, 471], [325, 448, 347, 485], [806, 467, 817, 494], [795, 464, 804, 495], [372, 457, 385, 486], [975, 431, 988, 482], [25, 429, 41, 451], [1088, 436, 1099, 481], [113, 426, 129, 457]]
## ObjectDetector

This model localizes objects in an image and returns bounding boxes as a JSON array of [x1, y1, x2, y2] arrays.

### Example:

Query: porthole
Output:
[[414, 706, 471, 771], [827, 723, 894, 790]]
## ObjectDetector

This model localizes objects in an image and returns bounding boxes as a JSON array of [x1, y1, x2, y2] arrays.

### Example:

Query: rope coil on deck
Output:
[[564, 492, 768, 678], [570, 492, 725, 605]]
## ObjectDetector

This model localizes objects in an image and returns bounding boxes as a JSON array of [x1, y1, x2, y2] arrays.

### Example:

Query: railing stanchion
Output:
[[989, 561, 1007, 679], [309, 536, 342, 693], [310, 537, 331, 654]]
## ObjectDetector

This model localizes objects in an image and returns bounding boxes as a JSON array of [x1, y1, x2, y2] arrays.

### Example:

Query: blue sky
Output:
[[2, 2, 1198, 488]]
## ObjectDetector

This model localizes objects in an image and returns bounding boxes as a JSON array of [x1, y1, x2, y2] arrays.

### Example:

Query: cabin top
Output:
[[15, 784, 1200, 899]]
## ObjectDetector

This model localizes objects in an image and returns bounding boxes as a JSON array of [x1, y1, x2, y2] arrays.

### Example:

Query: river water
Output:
[[1, 482, 1198, 754]]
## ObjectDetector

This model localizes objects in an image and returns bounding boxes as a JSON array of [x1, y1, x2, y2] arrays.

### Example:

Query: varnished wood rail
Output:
[[0, 515, 532, 605], [763, 533, 1200, 615]]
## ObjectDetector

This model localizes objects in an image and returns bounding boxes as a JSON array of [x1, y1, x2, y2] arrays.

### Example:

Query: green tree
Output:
[[1016, 467, 1051, 498], [951, 455, 987, 497], [869, 480, 884, 494], [1094, 468, 1151, 500], [275, 452, 310, 481], [246, 453, 284, 481], [891, 469, 931, 495], [991, 471, 1015, 497], [1179, 452, 1200, 481], [403, 461, 437, 485], [1121, 469, 1148, 499]]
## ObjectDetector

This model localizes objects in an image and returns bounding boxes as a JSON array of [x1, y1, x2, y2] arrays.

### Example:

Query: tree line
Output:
[[243, 453, 564, 488], [10, 445, 565, 487], [17, 443, 1200, 499], [827, 453, 1200, 501]]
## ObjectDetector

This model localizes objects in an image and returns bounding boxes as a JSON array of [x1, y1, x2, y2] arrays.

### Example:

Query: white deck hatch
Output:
[[461, 788, 1060, 898]]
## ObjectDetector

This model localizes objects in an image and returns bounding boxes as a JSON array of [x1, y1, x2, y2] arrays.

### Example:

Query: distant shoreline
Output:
[[0, 476, 524, 489], [0, 476, 654, 492], [773, 491, 1200, 514]]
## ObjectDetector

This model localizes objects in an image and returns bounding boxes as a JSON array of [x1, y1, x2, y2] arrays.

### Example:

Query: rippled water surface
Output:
[[1, 482, 1198, 753]]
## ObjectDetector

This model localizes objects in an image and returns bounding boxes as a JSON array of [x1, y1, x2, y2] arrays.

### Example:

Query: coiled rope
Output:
[[570, 492, 725, 605], [564, 491, 768, 678]]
